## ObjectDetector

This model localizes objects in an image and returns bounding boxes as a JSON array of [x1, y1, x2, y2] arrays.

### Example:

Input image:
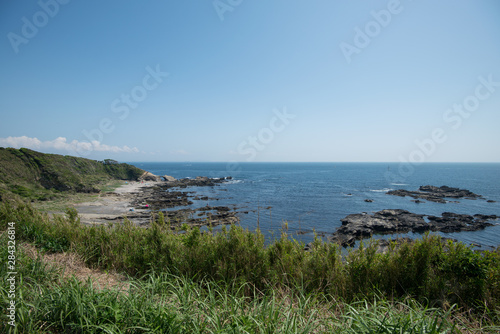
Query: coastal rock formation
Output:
[[77, 175, 239, 227], [427, 213, 499, 233], [162, 175, 177, 182], [139, 172, 162, 182], [387, 185, 483, 203], [132, 176, 230, 209], [330, 209, 499, 247], [130, 176, 238, 227]]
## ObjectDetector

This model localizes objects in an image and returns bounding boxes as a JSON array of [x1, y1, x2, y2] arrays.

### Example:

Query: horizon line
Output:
[[124, 161, 500, 164]]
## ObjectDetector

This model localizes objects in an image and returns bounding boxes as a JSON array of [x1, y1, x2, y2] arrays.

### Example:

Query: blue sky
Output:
[[1, 0, 499, 162]]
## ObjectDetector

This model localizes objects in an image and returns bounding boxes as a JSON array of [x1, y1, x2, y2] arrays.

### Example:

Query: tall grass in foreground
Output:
[[1, 200, 500, 332], [1, 237, 477, 333]]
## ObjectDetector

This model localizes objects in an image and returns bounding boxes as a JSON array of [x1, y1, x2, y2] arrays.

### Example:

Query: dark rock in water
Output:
[[427, 213, 480, 233], [330, 209, 499, 247], [413, 200, 424, 203], [213, 206, 230, 212], [387, 185, 483, 203], [487, 200, 497, 203], [474, 214, 500, 222], [364, 199, 374, 203], [419, 185, 481, 198]]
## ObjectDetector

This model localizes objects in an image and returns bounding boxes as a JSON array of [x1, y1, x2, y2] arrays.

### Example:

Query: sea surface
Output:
[[131, 162, 500, 248]]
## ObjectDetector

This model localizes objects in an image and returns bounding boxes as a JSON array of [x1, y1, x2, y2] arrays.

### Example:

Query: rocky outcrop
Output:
[[387, 185, 484, 203], [139, 172, 162, 182], [162, 175, 177, 182], [129, 175, 238, 227], [330, 209, 499, 247], [420, 185, 482, 198], [427, 213, 499, 233]]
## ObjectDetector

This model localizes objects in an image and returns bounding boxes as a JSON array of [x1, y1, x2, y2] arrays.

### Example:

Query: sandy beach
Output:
[[75, 181, 155, 225]]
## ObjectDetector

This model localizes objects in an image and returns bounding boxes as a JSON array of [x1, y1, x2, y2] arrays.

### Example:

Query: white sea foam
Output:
[[391, 183, 408, 186], [225, 179, 243, 185], [369, 188, 393, 192]]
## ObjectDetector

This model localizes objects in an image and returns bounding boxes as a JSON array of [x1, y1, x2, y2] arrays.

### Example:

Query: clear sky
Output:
[[1, 0, 499, 162]]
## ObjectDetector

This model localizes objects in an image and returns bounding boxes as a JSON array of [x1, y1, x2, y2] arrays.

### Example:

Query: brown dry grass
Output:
[[21, 242, 130, 292]]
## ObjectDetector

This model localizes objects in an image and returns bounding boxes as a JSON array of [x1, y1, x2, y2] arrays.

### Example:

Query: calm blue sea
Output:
[[130, 162, 500, 248]]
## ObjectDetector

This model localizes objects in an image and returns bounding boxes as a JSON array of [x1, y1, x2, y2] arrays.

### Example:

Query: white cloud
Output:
[[0, 136, 140, 154], [0, 135, 43, 149]]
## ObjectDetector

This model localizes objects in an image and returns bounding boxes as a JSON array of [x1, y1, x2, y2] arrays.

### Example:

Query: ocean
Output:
[[131, 162, 500, 248]]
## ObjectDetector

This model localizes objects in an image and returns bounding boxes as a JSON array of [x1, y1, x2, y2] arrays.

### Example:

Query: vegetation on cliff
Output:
[[0, 147, 144, 201]]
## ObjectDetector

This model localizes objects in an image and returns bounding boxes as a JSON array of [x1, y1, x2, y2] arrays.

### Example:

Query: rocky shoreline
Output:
[[76, 175, 240, 228], [130, 176, 239, 227], [77, 179, 499, 249]]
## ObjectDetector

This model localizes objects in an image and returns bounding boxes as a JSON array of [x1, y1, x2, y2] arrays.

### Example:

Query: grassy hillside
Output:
[[0, 147, 144, 201]]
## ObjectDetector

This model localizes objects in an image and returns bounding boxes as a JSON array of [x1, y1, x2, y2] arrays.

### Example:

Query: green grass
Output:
[[0, 238, 474, 333], [32, 192, 101, 212], [100, 180, 127, 193], [1, 200, 500, 332], [32, 179, 125, 213]]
